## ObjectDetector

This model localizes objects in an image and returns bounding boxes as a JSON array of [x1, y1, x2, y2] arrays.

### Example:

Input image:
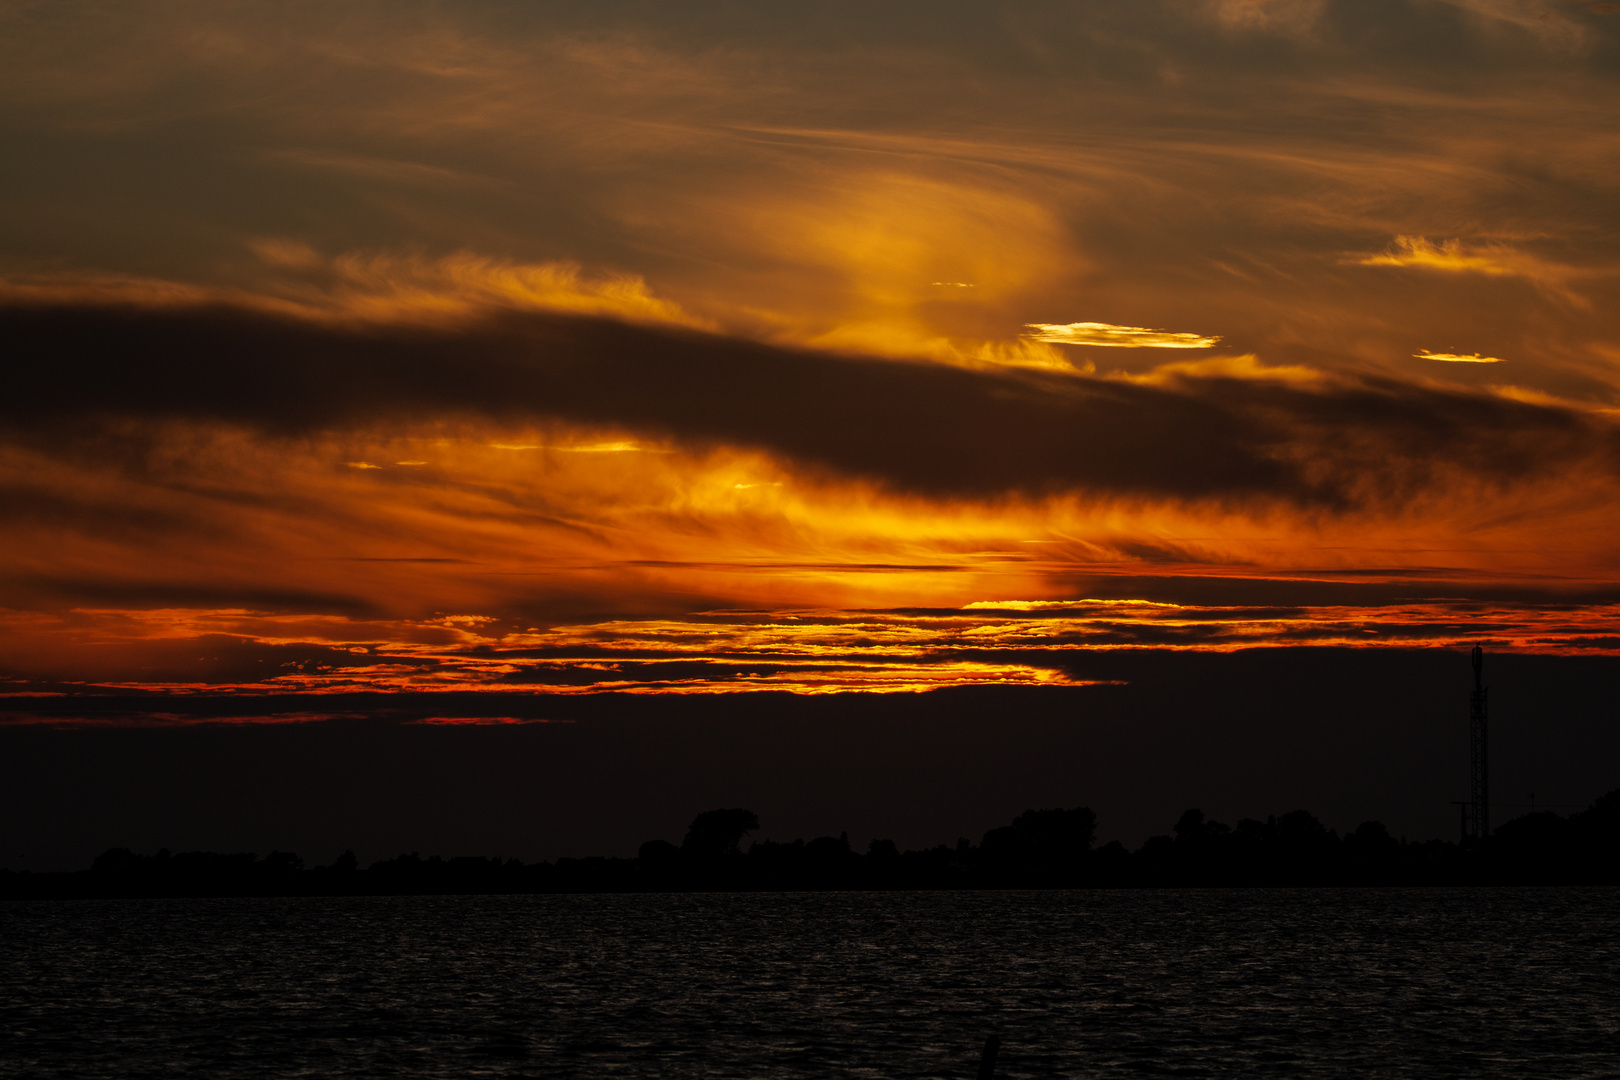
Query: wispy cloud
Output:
[[6, 596, 1620, 711], [296, 249, 716, 330], [492, 441, 665, 453], [1416, 350, 1506, 363], [1436, 0, 1595, 48], [1023, 322, 1222, 349], [1357, 236, 1589, 306], [1360, 236, 1523, 277], [1203, 0, 1328, 34], [1113, 354, 1324, 385], [0, 249, 714, 333], [258, 148, 505, 191]]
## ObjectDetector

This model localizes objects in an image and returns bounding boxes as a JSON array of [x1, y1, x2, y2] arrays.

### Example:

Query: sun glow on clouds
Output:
[[630, 169, 1091, 372], [1360, 236, 1523, 277], [0, 401, 1616, 714], [1356, 236, 1589, 305], [269, 248, 712, 330], [4, 1, 1620, 720], [0, 240, 1087, 377], [1417, 350, 1506, 363], [965, 599, 1183, 611], [6, 597, 1620, 720], [6, 412, 1617, 626], [1113, 353, 1323, 385], [5, 281, 1620, 708], [1024, 323, 1222, 349], [491, 441, 660, 453], [0, 249, 712, 333]]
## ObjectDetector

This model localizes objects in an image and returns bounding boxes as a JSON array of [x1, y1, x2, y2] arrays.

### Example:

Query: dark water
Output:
[[2, 889, 1617, 1078]]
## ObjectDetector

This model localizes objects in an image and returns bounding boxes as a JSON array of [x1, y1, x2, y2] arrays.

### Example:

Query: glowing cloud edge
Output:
[[1416, 350, 1506, 363], [1023, 322, 1221, 349]]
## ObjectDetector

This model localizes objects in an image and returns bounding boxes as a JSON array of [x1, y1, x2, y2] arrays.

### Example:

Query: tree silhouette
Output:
[[10, 787, 1619, 899], [980, 806, 1096, 882], [681, 808, 759, 859]]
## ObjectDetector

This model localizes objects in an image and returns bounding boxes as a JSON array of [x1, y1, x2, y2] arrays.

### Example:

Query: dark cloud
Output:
[[7, 576, 381, 616], [0, 632, 438, 686], [5, 301, 1615, 510]]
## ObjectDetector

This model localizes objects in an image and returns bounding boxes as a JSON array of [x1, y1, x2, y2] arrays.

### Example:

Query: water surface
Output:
[[3, 889, 1616, 1078]]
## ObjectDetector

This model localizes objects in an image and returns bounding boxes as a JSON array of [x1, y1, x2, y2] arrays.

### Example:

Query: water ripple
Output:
[[2, 889, 1617, 1078]]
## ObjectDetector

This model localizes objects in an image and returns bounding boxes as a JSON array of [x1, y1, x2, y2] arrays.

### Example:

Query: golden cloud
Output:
[[300, 249, 715, 330], [1357, 236, 1588, 306], [613, 168, 1092, 373], [1416, 350, 1506, 363], [1023, 322, 1222, 349], [0, 251, 712, 333], [1360, 236, 1521, 276], [1113, 353, 1324, 385], [7, 593, 1620, 704]]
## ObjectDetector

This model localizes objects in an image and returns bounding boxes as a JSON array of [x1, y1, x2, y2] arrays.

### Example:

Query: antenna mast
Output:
[[1469, 645, 1489, 846]]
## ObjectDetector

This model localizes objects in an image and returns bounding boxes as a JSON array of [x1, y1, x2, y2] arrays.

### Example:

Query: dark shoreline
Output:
[[8, 790, 1616, 898], [7, 873, 1620, 902]]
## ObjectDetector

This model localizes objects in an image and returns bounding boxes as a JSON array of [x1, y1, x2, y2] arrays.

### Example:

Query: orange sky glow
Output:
[[4, 1, 1620, 718]]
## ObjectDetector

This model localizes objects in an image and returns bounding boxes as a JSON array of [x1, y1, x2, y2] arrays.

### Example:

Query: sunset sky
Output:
[[4, 1, 1620, 861]]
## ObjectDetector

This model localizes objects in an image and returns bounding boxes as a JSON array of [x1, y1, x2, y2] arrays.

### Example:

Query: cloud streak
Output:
[[1417, 350, 1506, 363], [6, 596, 1618, 712], [1023, 323, 1222, 349], [1357, 236, 1592, 307]]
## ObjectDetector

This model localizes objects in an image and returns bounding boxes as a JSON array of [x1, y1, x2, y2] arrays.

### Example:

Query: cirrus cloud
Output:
[[1416, 350, 1506, 363], [1023, 322, 1222, 349], [1357, 236, 1591, 307]]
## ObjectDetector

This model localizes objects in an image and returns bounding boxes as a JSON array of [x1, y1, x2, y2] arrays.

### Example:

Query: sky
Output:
[[4, 1, 1620, 863]]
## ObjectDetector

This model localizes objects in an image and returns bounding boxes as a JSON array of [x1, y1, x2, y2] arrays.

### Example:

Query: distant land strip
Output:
[[6, 794, 1618, 898]]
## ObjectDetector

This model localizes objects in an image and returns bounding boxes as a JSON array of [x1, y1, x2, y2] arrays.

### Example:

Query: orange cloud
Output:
[[7, 592, 1619, 709], [309, 250, 713, 329], [3, 397, 1619, 692], [1416, 350, 1506, 363], [1360, 236, 1524, 276], [1024, 323, 1222, 349], [1112, 353, 1323, 385], [611, 168, 1089, 371], [0, 251, 710, 334], [1358, 236, 1589, 306]]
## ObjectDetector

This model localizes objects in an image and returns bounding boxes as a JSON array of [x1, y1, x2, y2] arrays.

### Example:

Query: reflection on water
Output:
[[2, 889, 1616, 1078]]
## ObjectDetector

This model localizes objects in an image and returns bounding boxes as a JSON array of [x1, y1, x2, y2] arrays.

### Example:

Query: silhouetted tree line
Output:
[[5, 791, 1617, 898]]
